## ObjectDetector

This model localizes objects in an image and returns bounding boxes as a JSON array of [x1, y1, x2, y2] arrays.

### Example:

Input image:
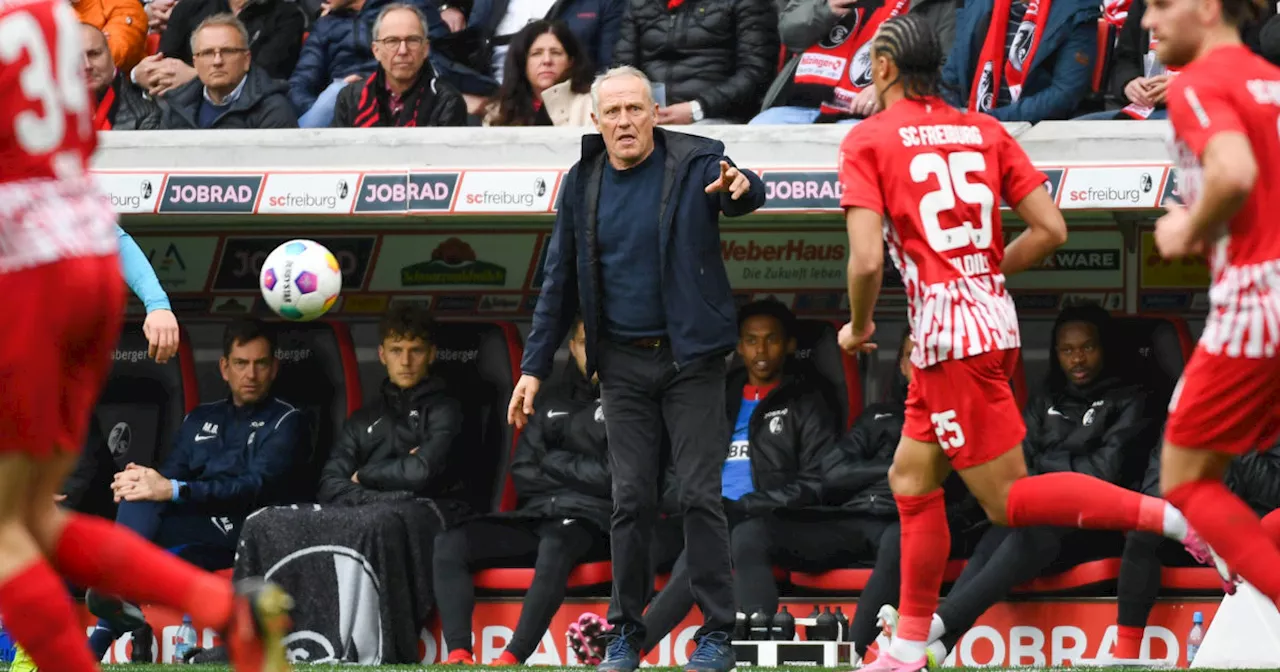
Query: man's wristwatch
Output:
[[689, 100, 704, 122]]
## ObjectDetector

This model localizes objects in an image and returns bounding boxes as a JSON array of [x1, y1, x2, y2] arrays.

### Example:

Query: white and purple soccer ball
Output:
[[259, 239, 342, 321]]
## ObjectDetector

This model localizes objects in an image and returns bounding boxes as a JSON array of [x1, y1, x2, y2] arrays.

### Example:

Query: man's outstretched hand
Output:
[[704, 160, 751, 200], [508, 374, 542, 429], [838, 321, 878, 355]]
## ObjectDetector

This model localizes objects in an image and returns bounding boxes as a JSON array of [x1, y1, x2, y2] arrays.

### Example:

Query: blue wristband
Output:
[[171, 480, 185, 502]]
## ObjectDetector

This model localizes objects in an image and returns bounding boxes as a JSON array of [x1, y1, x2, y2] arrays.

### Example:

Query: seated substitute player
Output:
[[317, 304, 469, 512], [834, 15, 1214, 672], [873, 304, 1164, 666], [434, 317, 612, 665], [0, 0, 292, 668], [1143, 0, 1280, 605], [87, 319, 311, 658], [1107, 440, 1280, 661], [628, 300, 841, 656]]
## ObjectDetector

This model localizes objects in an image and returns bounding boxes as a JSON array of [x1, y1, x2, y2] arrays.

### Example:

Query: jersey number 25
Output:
[[911, 151, 995, 253], [0, 2, 93, 156]]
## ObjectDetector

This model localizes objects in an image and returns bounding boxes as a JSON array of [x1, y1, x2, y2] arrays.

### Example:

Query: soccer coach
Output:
[[508, 65, 766, 672]]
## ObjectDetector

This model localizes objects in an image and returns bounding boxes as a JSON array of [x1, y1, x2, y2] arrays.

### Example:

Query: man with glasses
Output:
[[332, 3, 468, 126], [83, 319, 311, 660], [158, 13, 299, 128]]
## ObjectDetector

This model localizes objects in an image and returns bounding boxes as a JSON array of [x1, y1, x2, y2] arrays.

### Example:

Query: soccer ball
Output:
[[259, 239, 342, 321]]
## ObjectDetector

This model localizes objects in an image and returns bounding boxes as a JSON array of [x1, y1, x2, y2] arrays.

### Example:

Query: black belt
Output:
[[625, 337, 667, 349]]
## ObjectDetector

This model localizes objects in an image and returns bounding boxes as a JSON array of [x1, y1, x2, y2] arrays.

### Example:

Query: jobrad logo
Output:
[[760, 171, 840, 209], [355, 173, 459, 212], [160, 175, 263, 213]]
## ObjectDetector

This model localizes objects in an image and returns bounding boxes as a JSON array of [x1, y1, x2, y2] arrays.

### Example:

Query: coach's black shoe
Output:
[[685, 631, 736, 672], [130, 622, 154, 663], [86, 589, 147, 632]]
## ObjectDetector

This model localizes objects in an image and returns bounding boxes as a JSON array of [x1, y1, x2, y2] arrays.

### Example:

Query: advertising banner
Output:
[[258, 173, 361, 214], [367, 233, 540, 291], [1139, 230, 1210, 289], [158, 174, 264, 214], [211, 235, 377, 291], [1006, 229, 1125, 290], [131, 235, 221, 293], [452, 171, 558, 213], [95, 172, 165, 214], [1058, 166, 1165, 210], [759, 171, 842, 210], [721, 230, 848, 289]]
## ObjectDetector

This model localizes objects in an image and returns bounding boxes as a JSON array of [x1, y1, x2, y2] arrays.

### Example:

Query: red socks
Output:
[[1007, 473, 1165, 534], [0, 561, 101, 672], [1114, 625, 1143, 659], [1165, 479, 1280, 603], [51, 513, 236, 631], [1261, 509, 1280, 547], [895, 489, 950, 642]]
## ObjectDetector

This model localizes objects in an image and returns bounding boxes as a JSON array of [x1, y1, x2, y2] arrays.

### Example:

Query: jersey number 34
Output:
[[0, 2, 93, 156], [911, 151, 996, 253]]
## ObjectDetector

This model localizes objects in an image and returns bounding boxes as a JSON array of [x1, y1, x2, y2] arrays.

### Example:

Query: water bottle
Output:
[[834, 606, 850, 641], [174, 615, 197, 660], [772, 606, 796, 641], [732, 612, 748, 641], [1187, 611, 1204, 665], [803, 605, 820, 640], [749, 610, 772, 640], [816, 606, 838, 641]]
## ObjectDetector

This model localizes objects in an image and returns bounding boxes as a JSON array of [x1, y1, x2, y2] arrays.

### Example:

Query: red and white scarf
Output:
[[793, 0, 910, 115], [968, 0, 1053, 113], [1121, 34, 1180, 119], [1103, 0, 1131, 27], [93, 85, 116, 131]]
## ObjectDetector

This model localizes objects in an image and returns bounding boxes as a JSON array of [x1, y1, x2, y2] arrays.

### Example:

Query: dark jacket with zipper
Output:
[[723, 367, 837, 518], [330, 64, 467, 127], [941, 0, 1100, 122], [501, 365, 613, 531], [159, 68, 299, 129], [1022, 376, 1158, 486], [466, 0, 624, 74], [317, 377, 472, 525], [818, 401, 899, 518], [104, 72, 161, 130], [522, 129, 767, 381], [1141, 438, 1280, 515], [613, 0, 778, 121], [158, 0, 307, 80]]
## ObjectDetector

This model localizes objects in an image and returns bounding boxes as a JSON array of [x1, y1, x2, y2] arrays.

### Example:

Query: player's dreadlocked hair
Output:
[[871, 14, 947, 101]]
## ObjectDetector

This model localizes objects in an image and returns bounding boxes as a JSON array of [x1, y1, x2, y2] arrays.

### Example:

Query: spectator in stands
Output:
[[1076, 0, 1174, 119], [752, 0, 956, 123], [483, 20, 594, 126], [331, 4, 468, 126], [83, 24, 162, 131], [455, 0, 622, 87], [156, 14, 299, 128], [511, 66, 766, 672], [433, 318, 611, 665], [1106, 441, 1280, 660], [941, 0, 1100, 122], [317, 304, 470, 509], [626, 301, 841, 653], [873, 305, 1162, 665], [612, 0, 778, 124], [289, 0, 449, 127], [84, 318, 310, 660], [841, 332, 989, 665], [132, 0, 305, 96], [75, 0, 148, 72]]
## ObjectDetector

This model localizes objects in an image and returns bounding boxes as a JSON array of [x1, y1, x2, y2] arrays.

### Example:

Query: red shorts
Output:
[[0, 255, 125, 458], [1164, 346, 1280, 454], [903, 348, 1026, 470]]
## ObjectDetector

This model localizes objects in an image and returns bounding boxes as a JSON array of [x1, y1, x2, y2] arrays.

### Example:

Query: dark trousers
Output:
[[849, 518, 989, 656], [641, 512, 889, 652], [598, 341, 734, 642], [1117, 531, 1190, 628], [433, 517, 605, 660]]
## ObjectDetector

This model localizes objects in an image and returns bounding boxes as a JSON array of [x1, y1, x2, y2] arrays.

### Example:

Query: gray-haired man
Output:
[[508, 66, 767, 672]]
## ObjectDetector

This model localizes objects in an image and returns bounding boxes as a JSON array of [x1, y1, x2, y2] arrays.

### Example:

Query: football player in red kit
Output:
[[835, 14, 1219, 672], [0, 0, 292, 669], [1145, 0, 1280, 605]]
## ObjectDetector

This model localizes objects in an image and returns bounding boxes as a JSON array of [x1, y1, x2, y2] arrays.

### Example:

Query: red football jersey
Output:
[[838, 97, 1047, 369], [0, 0, 116, 274], [1168, 45, 1280, 359]]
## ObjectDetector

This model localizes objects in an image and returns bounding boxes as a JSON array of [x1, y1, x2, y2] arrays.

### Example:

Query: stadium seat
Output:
[[794, 320, 863, 429], [1112, 314, 1193, 400], [430, 320, 522, 513], [474, 561, 615, 593], [264, 321, 362, 497], [789, 560, 968, 593], [1010, 558, 1123, 594], [94, 321, 199, 468]]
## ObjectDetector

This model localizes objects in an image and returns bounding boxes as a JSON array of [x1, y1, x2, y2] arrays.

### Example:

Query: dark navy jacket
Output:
[[522, 129, 767, 380], [466, 0, 624, 71], [160, 396, 310, 515], [288, 0, 447, 113], [941, 0, 1099, 122]]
